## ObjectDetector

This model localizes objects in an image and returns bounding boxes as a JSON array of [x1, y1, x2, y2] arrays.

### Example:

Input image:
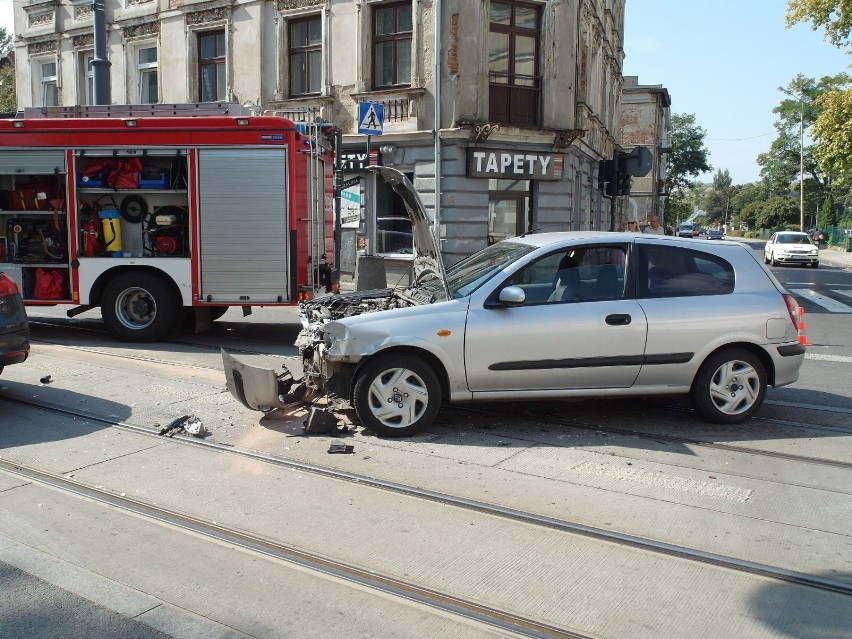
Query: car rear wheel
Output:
[[691, 348, 767, 424], [763, 253, 770, 264], [353, 353, 441, 437]]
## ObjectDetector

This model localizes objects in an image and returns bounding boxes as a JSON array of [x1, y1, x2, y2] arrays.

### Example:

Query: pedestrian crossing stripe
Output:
[[789, 289, 852, 313]]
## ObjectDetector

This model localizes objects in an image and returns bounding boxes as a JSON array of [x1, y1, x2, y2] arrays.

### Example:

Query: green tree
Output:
[[812, 87, 852, 182], [665, 113, 712, 194], [786, 0, 852, 48], [821, 194, 838, 226], [711, 168, 732, 191], [0, 27, 11, 56], [0, 28, 14, 114], [664, 113, 711, 221]]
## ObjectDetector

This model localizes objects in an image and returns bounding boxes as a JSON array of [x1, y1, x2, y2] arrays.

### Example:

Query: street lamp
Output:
[[778, 86, 805, 232]]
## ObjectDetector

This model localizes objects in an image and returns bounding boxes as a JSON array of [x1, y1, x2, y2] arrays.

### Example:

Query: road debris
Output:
[[157, 415, 207, 438]]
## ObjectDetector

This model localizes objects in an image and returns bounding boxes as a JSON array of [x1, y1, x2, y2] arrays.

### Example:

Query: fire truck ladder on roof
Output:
[[22, 102, 250, 119]]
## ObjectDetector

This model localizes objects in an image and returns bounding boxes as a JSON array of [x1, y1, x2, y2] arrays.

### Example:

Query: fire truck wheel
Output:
[[101, 272, 181, 342]]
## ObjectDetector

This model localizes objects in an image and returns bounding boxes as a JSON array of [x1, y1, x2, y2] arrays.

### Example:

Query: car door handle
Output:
[[605, 314, 632, 326]]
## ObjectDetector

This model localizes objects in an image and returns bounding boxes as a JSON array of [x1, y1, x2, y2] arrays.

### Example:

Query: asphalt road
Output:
[[0, 239, 850, 639]]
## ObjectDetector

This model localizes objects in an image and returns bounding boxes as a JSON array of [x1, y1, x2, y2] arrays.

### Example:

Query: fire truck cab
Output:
[[0, 104, 334, 341]]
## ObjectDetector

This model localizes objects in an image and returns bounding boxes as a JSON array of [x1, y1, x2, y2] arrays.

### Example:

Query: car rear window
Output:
[[637, 244, 735, 298]]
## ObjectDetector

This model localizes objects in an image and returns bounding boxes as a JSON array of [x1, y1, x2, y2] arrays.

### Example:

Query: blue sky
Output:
[[2, 1, 846, 185], [624, 1, 850, 185]]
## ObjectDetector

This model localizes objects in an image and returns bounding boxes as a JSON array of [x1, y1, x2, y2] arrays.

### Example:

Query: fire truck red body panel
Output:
[[0, 109, 334, 341]]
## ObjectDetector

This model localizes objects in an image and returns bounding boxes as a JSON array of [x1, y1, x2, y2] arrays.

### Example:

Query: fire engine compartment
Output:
[[0, 148, 191, 302]]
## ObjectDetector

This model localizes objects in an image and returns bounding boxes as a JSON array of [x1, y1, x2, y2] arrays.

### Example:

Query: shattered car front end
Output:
[[295, 286, 432, 401], [222, 166, 450, 414]]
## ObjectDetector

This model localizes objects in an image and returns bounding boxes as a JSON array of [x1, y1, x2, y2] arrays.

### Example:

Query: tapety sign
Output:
[[467, 149, 564, 180]]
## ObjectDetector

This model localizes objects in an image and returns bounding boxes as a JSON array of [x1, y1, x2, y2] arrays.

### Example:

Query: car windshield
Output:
[[777, 234, 812, 245], [445, 241, 537, 298]]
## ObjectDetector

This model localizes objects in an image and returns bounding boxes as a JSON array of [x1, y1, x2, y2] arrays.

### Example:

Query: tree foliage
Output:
[[711, 169, 732, 191], [664, 113, 711, 220], [786, 0, 852, 48], [0, 27, 11, 56], [665, 113, 712, 194], [821, 194, 838, 226], [0, 28, 14, 114], [812, 87, 852, 182]]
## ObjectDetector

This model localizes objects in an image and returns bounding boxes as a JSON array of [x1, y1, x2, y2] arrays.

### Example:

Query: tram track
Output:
[[0, 458, 588, 639], [3, 393, 852, 600], [18, 331, 852, 471]]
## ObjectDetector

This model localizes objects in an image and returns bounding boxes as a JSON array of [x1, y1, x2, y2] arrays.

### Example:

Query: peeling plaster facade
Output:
[[619, 75, 671, 228], [13, 0, 629, 263]]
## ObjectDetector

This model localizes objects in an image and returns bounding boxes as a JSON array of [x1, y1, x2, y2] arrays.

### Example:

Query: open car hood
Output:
[[369, 166, 450, 300]]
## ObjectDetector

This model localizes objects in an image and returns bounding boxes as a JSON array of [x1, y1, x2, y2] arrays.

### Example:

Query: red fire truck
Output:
[[0, 103, 335, 341]]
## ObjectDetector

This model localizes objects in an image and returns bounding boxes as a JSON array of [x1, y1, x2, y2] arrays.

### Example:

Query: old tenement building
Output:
[[13, 0, 632, 264]]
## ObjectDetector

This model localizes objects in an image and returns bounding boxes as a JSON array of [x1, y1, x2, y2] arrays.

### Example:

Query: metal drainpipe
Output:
[[433, 0, 442, 244], [92, 0, 111, 104]]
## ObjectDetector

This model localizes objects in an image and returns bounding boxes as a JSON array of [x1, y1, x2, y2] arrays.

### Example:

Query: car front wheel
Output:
[[770, 253, 779, 267], [691, 348, 767, 424], [353, 353, 441, 437]]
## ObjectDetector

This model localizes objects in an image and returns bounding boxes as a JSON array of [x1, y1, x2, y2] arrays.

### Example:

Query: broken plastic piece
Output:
[[328, 444, 354, 454], [184, 416, 207, 437]]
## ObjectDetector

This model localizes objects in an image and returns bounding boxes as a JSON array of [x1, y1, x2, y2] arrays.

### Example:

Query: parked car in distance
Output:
[[764, 231, 819, 268], [224, 168, 807, 438], [707, 229, 724, 240], [0, 271, 30, 376]]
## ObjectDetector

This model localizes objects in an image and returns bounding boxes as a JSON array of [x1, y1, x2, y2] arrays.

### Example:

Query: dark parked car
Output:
[[0, 271, 29, 375]]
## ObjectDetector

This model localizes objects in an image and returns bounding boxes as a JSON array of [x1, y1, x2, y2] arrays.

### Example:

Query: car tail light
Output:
[[782, 293, 799, 329], [0, 273, 19, 298]]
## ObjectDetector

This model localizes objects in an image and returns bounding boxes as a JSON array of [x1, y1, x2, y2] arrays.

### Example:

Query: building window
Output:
[[136, 45, 158, 104], [40, 61, 59, 106], [488, 1, 541, 127], [289, 15, 321, 96], [488, 179, 530, 244], [78, 52, 94, 105], [373, 1, 412, 89], [198, 30, 226, 102]]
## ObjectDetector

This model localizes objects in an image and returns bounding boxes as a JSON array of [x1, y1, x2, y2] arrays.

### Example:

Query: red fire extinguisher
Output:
[[80, 208, 103, 258]]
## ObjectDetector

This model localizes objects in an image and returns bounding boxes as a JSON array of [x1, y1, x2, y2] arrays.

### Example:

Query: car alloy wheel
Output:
[[354, 353, 441, 437], [691, 348, 767, 424]]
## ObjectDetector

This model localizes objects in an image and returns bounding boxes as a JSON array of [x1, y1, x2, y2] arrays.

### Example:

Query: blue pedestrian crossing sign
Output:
[[357, 102, 384, 136]]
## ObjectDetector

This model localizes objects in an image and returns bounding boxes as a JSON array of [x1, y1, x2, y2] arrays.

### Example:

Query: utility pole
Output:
[[92, 0, 111, 105], [778, 86, 805, 232]]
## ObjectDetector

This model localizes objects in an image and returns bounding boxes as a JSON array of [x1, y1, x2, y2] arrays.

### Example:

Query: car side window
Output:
[[638, 245, 734, 298], [504, 245, 627, 304]]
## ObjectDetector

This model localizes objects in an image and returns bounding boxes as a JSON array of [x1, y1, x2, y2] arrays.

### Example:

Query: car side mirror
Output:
[[497, 286, 526, 307]]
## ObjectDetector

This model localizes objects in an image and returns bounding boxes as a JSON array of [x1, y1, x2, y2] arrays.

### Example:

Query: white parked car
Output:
[[224, 169, 806, 437], [764, 231, 819, 268]]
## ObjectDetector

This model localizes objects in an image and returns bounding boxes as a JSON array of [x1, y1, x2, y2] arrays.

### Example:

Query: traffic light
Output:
[[617, 168, 632, 195], [598, 159, 616, 195]]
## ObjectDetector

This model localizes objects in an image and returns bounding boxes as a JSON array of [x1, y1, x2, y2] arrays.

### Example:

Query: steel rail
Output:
[[3, 394, 852, 599], [0, 458, 590, 639]]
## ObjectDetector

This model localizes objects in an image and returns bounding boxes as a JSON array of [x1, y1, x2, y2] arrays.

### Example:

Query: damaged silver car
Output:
[[223, 167, 806, 437]]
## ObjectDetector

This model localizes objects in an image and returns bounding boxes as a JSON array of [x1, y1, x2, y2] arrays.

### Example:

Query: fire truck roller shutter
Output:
[[197, 147, 290, 303], [0, 150, 66, 174]]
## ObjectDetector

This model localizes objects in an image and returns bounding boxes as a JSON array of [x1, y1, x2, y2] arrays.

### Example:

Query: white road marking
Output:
[[789, 288, 852, 313], [833, 289, 852, 301], [804, 352, 852, 363]]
